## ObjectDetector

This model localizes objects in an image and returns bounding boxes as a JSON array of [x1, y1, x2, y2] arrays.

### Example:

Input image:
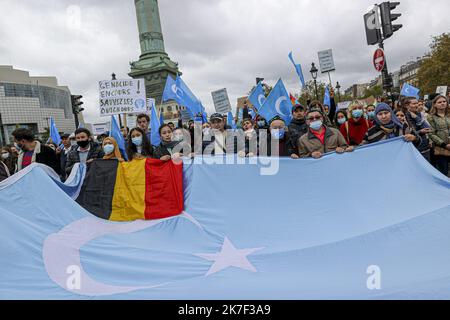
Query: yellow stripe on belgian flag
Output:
[[110, 159, 147, 221]]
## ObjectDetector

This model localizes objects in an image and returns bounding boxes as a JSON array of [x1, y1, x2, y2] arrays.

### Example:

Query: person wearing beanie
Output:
[[102, 137, 124, 162], [339, 101, 373, 146], [287, 104, 309, 159], [297, 108, 352, 159], [362, 103, 421, 145]]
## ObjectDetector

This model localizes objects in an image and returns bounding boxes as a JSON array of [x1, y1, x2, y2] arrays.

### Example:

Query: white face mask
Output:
[[1, 152, 9, 160]]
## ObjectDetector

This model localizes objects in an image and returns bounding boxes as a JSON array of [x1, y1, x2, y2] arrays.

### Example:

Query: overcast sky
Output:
[[0, 0, 448, 124]]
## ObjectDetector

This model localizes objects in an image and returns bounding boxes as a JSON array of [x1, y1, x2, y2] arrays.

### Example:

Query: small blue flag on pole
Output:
[[248, 82, 266, 111], [202, 112, 208, 123], [288, 52, 306, 88], [401, 83, 420, 99], [49, 118, 62, 146], [110, 115, 128, 161], [151, 104, 161, 147], [227, 111, 237, 129], [323, 86, 331, 107]]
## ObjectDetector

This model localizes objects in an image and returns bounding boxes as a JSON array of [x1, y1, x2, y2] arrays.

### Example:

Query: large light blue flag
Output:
[[259, 79, 293, 124], [49, 118, 61, 146], [110, 115, 128, 161], [175, 76, 203, 116], [401, 83, 420, 99], [1, 138, 450, 299], [248, 82, 266, 111], [162, 75, 177, 103], [288, 51, 306, 88], [151, 104, 161, 146], [323, 86, 331, 107]]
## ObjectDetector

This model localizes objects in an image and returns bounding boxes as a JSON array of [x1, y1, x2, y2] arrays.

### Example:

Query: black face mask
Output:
[[77, 140, 90, 148]]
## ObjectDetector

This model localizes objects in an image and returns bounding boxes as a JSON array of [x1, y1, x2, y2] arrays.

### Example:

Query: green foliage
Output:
[[418, 33, 450, 95]]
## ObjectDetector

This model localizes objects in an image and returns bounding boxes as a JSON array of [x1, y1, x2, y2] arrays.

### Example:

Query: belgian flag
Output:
[[77, 159, 184, 221]]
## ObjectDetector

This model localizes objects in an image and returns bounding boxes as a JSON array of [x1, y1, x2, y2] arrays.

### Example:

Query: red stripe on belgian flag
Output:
[[144, 159, 184, 220]]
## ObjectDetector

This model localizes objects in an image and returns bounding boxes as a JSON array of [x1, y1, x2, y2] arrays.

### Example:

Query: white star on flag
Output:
[[195, 237, 265, 276]]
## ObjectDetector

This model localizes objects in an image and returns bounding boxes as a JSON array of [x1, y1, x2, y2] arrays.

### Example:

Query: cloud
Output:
[[0, 0, 448, 124]]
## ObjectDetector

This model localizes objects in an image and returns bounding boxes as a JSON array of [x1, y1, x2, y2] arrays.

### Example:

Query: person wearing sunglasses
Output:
[[298, 108, 353, 159]]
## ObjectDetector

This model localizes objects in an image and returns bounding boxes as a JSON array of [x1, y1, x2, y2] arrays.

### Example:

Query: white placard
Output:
[[318, 49, 336, 73], [336, 101, 352, 111], [436, 86, 448, 96], [99, 79, 146, 117], [211, 88, 232, 114], [92, 122, 110, 135]]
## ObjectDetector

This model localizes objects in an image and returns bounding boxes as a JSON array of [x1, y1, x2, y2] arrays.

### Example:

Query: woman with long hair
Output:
[[428, 95, 450, 176], [126, 127, 153, 161]]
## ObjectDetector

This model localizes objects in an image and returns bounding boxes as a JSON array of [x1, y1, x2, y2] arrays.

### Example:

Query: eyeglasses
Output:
[[307, 116, 322, 121]]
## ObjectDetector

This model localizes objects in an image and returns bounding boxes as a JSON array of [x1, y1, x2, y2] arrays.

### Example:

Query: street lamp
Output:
[[310, 63, 319, 100], [336, 82, 341, 102]]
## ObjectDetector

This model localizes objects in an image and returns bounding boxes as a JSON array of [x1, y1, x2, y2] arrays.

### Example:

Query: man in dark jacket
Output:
[[56, 133, 73, 181], [65, 128, 104, 175], [202, 113, 241, 155], [288, 104, 309, 158], [12, 128, 60, 174]]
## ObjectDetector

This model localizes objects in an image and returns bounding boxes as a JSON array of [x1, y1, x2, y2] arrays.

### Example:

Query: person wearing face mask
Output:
[[366, 105, 376, 126], [102, 137, 124, 162], [12, 128, 60, 174], [126, 127, 154, 161], [298, 109, 352, 159], [1, 146, 17, 174], [256, 116, 269, 130], [0, 148, 11, 182], [65, 128, 104, 176], [362, 103, 420, 146], [154, 124, 192, 161], [237, 117, 258, 157], [287, 104, 309, 159], [339, 101, 372, 147], [261, 116, 291, 157], [334, 110, 348, 128]]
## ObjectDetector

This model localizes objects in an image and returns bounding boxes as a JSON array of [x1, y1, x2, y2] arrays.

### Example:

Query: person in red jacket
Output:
[[339, 101, 373, 146]]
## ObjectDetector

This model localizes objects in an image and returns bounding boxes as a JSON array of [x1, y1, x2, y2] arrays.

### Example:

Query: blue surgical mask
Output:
[[257, 121, 266, 127], [368, 111, 375, 119], [337, 118, 346, 125], [309, 120, 323, 131], [352, 109, 363, 118], [103, 144, 115, 155], [271, 129, 285, 139], [132, 136, 143, 147], [173, 135, 183, 142]]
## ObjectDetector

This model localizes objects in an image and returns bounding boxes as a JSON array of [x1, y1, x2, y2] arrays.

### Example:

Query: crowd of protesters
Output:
[[0, 91, 449, 183]]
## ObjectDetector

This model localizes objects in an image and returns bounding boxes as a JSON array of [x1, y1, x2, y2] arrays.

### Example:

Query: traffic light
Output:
[[71, 95, 84, 114], [380, 1, 402, 39], [71, 95, 84, 128], [364, 6, 382, 45]]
